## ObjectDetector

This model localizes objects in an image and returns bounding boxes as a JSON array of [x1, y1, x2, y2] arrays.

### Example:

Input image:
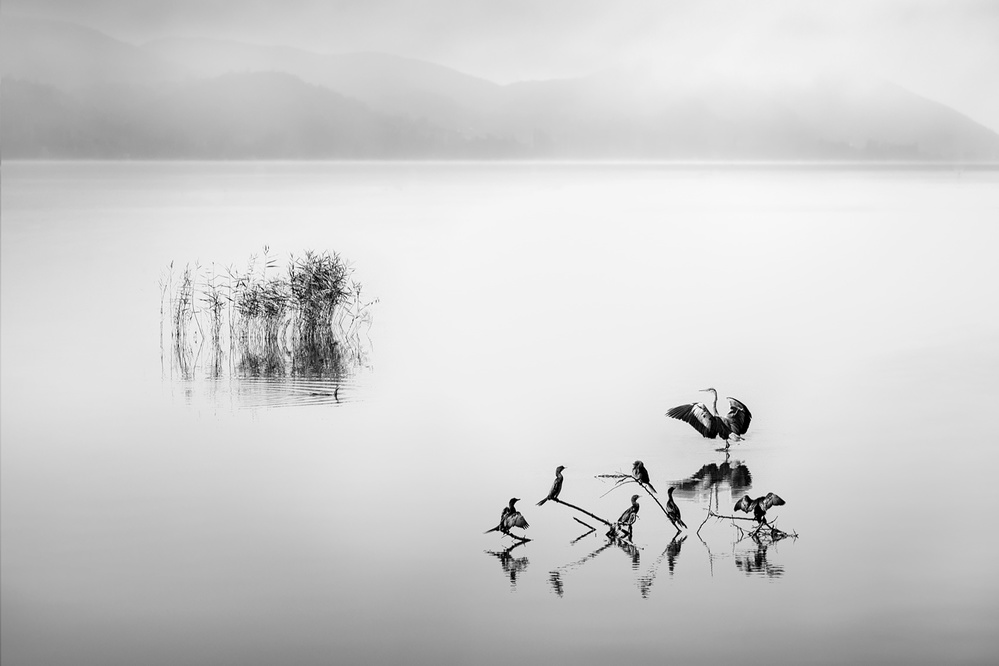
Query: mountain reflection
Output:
[[485, 543, 530, 590]]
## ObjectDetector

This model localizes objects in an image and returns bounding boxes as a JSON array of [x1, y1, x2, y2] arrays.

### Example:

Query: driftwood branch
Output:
[[570, 517, 596, 543], [550, 497, 614, 527], [597, 472, 683, 532], [697, 509, 797, 542], [544, 497, 640, 544]]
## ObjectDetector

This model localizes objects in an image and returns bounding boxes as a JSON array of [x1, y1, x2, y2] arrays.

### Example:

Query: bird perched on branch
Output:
[[485, 503, 513, 534], [503, 498, 530, 533], [666, 388, 752, 450], [665, 487, 687, 530], [618, 494, 640, 531], [734, 493, 785, 524], [632, 460, 657, 493], [537, 465, 566, 506]]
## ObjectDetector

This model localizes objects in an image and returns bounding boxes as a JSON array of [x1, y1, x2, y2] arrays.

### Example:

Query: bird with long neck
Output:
[[665, 487, 687, 530], [617, 494, 640, 532], [666, 387, 752, 451], [537, 465, 565, 506]]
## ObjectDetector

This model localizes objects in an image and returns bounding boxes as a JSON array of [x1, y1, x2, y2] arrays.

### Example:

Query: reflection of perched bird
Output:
[[537, 465, 566, 505], [503, 498, 530, 533], [667, 388, 752, 450], [484, 498, 517, 533], [618, 494, 640, 528], [632, 460, 657, 493], [665, 487, 687, 529], [666, 534, 686, 574], [734, 493, 785, 523]]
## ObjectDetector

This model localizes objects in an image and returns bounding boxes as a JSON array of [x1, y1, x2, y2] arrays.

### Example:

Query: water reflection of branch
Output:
[[570, 517, 596, 544], [485, 542, 530, 590], [696, 531, 721, 578], [548, 541, 616, 597], [636, 535, 687, 598]]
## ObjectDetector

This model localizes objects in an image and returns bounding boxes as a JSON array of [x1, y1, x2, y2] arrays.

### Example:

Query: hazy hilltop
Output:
[[2, 14, 998, 160]]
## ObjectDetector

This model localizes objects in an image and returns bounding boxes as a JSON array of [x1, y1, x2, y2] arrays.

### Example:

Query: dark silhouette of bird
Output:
[[665, 486, 687, 530], [631, 460, 657, 493], [618, 494, 640, 530], [484, 498, 517, 534], [503, 498, 530, 533], [666, 388, 752, 450], [537, 465, 566, 505], [734, 492, 785, 524], [666, 534, 686, 574]]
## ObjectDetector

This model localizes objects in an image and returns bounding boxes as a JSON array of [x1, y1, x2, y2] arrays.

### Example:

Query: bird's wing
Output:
[[666, 403, 717, 438], [761, 493, 785, 510], [724, 397, 752, 435], [505, 511, 529, 529], [734, 496, 751, 513]]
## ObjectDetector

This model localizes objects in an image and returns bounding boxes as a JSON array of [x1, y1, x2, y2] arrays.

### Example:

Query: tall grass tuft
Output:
[[161, 247, 375, 380]]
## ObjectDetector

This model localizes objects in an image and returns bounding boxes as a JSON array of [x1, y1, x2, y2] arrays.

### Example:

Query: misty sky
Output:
[[4, 0, 998, 131]]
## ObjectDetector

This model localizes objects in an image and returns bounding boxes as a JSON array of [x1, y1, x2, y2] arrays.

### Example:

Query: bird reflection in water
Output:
[[735, 538, 784, 578], [485, 542, 530, 590], [670, 456, 752, 513], [618, 540, 641, 570], [637, 535, 687, 598]]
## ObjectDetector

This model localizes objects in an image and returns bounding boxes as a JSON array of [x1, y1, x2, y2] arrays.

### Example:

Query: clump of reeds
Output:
[[160, 246, 375, 380]]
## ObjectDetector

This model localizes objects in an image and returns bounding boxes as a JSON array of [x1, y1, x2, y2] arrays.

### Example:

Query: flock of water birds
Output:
[[485, 387, 786, 541]]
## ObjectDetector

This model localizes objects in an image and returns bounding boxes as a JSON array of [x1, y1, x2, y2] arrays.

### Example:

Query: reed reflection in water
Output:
[[161, 249, 374, 408]]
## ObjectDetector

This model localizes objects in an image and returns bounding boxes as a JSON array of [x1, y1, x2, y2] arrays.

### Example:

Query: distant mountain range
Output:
[[3, 14, 998, 160]]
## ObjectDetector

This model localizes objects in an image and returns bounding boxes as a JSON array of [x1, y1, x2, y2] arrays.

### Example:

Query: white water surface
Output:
[[2, 162, 998, 665]]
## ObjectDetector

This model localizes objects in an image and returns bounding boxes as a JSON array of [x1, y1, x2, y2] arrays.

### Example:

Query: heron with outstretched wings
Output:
[[667, 388, 752, 450]]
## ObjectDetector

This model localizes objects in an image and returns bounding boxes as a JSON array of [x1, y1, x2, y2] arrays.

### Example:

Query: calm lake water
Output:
[[2, 161, 998, 665]]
